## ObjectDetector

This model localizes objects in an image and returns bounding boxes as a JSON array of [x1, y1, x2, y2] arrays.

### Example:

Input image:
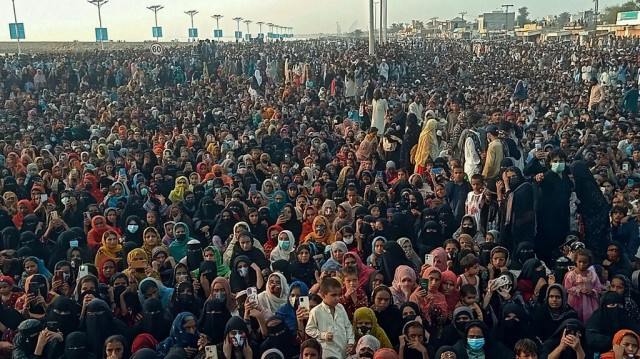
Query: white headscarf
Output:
[[254, 70, 263, 86], [257, 272, 289, 314]]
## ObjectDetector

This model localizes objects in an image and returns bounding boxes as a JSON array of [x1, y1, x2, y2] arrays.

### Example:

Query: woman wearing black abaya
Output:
[[20, 231, 49, 264], [58, 331, 97, 359], [586, 291, 640, 354], [416, 220, 443, 256], [134, 297, 171, 342], [81, 298, 132, 356], [2, 227, 20, 250], [541, 319, 592, 359], [400, 113, 421, 171], [570, 160, 611, 261], [122, 215, 145, 247], [494, 302, 532, 349], [379, 241, 412, 286], [13, 319, 61, 359], [45, 296, 79, 337], [371, 285, 402, 348], [535, 149, 574, 265], [497, 167, 535, 253], [198, 298, 232, 346]]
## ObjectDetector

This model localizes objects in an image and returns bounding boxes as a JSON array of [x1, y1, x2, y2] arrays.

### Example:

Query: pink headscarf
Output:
[[390, 265, 416, 305], [430, 247, 447, 272], [374, 349, 400, 359]]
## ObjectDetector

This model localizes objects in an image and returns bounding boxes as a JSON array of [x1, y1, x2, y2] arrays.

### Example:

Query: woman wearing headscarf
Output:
[[410, 267, 448, 332], [261, 179, 277, 202], [389, 265, 416, 308], [156, 312, 207, 358], [497, 166, 535, 253], [168, 176, 191, 205], [270, 230, 296, 263], [494, 302, 532, 349], [263, 224, 284, 260], [397, 238, 422, 272], [15, 274, 54, 320], [290, 244, 319, 288], [257, 272, 289, 316], [452, 320, 513, 359], [440, 306, 474, 346], [199, 298, 232, 346], [123, 249, 161, 287], [137, 277, 173, 309], [259, 316, 299, 359], [302, 216, 335, 245], [379, 241, 412, 286], [133, 297, 172, 343], [230, 232, 269, 271], [94, 229, 123, 269], [570, 160, 611, 261], [400, 113, 421, 171], [540, 319, 591, 359], [209, 277, 238, 315], [87, 215, 116, 253], [516, 257, 548, 304], [229, 255, 263, 293], [12, 199, 33, 229], [586, 291, 640, 354], [416, 219, 443, 256], [97, 257, 118, 285], [268, 190, 288, 221], [13, 319, 61, 359], [58, 331, 97, 359], [600, 329, 640, 359], [169, 222, 192, 262], [412, 118, 439, 175], [323, 241, 348, 273], [81, 298, 133, 356], [276, 280, 309, 334], [371, 285, 402, 348], [45, 296, 79, 337], [204, 245, 231, 278], [353, 307, 392, 349], [610, 274, 640, 323]]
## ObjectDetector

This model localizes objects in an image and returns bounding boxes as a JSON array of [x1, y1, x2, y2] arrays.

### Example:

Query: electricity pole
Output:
[[88, 0, 107, 50], [147, 5, 164, 41], [185, 10, 198, 41], [459, 11, 467, 21], [257, 21, 264, 36], [502, 4, 513, 35], [593, 0, 599, 30]]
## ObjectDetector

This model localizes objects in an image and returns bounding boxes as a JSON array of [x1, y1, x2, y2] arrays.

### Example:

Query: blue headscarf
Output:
[[137, 278, 173, 309], [25, 256, 52, 280], [267, 190, 287, 220], [156, 312, 200, 357], [276, 281, 309, 332]]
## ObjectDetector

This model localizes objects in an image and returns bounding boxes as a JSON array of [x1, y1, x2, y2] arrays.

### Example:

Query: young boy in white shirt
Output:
[[306, 277, 355, 359]]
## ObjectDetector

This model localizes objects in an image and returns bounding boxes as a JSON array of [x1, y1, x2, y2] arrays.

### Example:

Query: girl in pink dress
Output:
[[564, 248, 602, 323]]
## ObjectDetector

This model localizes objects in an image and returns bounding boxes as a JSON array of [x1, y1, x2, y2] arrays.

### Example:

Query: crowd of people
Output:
[[1, 33, 640, 359]]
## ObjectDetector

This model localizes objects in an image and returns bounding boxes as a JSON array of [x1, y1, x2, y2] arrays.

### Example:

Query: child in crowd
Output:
[[340, 265, 368, 320], [306, 277, 355, 359], [457, 253, 480, 294], [564, 248, 602, 323], [465, 174, 485, 226]]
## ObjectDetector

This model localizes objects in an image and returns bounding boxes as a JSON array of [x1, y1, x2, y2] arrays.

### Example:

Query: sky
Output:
[[0, 0, 626, 42]]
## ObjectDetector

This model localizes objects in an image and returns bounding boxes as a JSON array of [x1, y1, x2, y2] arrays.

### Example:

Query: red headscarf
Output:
[[12, 200, 33, 229], [87, 216, 117, 252], [343, 252, 374, 289]]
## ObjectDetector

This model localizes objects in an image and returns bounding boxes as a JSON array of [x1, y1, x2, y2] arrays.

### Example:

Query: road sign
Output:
[[214, 29, 223, 38], [95, 28, 108, 41], [258, 33, 264, 39], [234, 31, 242, 39], [9, 23, 25, 40], [152, 26, 163, 38], [150, 42, 163, 56], [188, 28, 198, 38], [245, 34, 252, 40]]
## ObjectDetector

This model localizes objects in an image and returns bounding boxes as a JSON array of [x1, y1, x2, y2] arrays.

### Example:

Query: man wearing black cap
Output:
[[482, 125, 504, 178]]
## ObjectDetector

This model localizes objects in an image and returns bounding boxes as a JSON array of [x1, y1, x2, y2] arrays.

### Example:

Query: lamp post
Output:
[[257, 21, 264, 38], [232, 17, 242, 41], [267, 23, 274, 41], [212, 14, 223, 30], [147, 5, 164, 41], [88, 0, 107, 50], [368, 0, 375, 55], [244, 19, 252, 40], [185, 10, 198, 40]]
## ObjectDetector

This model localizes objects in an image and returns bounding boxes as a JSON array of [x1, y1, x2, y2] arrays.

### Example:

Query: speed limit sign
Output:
[[150, 43, 163, 56]]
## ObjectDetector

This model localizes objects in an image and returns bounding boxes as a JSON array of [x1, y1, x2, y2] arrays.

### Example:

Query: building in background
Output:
[[478, 11, 515, 35]]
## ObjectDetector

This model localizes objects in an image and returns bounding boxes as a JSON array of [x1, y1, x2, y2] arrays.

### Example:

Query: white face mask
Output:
[[343, 235, 354, 245]]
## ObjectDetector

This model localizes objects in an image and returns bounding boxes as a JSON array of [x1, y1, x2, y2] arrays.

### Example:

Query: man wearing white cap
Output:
[[378, 59, 389, 82]]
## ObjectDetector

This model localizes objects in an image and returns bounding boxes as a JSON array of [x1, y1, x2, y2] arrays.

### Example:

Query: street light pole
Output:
[[10, 0, 21, 54], [88, 0, 108, 50], [502, 4, 513, 36], [244, 19, 252, 40], [257, 21, 264, 37], [185, 10, 198, 41], [267, 23, 274, 41], [147, 5, 164, 41], [212, 14, 223, 30], [368, 0, 375, 55], [233, 17, 242, 42]]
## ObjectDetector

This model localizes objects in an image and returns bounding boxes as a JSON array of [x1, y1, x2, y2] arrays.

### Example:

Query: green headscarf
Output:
[[206, 245, 231, 277]]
